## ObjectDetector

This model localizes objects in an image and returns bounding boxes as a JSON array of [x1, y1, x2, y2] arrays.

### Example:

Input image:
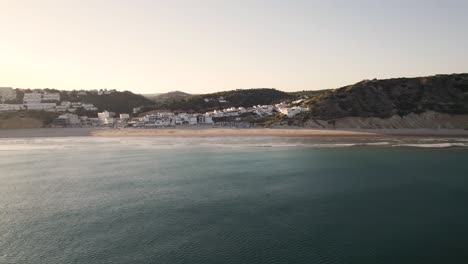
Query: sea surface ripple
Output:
[[1, 137, 468, 263]]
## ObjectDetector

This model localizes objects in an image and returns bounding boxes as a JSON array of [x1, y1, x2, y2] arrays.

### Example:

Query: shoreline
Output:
[[92, 128, 468, 138], [1, 127, 468, 139]]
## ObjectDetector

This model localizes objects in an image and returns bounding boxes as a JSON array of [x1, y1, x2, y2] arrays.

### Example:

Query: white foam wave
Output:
[[1, 137, 468, 150], [396, 143, 468, 148], [0, 145, 70, 151], [362, 142, 391, 146]]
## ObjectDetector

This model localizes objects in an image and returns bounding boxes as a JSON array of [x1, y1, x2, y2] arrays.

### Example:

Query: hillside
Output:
[[288, 89, 329, 99], [306, 74, 468, 120], [8, 89, 155, 114], [62, 90, 155, 114], [150, 88, 293, 112], [146, 91, 193, 102], [0, 111, 59, 129]]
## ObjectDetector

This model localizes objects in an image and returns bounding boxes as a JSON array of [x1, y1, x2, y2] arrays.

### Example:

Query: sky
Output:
[[1, 0, 467, 94]]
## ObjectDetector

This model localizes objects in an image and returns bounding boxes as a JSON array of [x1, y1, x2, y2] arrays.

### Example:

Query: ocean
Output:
[[1, 137, 468, 264]]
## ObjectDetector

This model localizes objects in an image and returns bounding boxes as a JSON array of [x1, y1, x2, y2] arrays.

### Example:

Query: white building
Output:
[[98, 111, 112, 120], [203, 115, 214, 124], [210, 109, 228, 117], [174, 116, 184, 125], [23, 93, 42, 103], [119, 113, 130, 119], [154, 118, 171, 126], [0, 104, 24, 111], [188, 117, 198, 125], [278, 106, 309, 118], [104, 117, 115, 125], [55, 105, 69, 112], [139, 116, 149, 122], [253, 105, 275, 116], [25, 103, 56, 110], [292, 99, 305, 104], [144, 113, 175, 126], [42, 93, 60, 101], [0, 87, 17, 102], [57, 113, 80, 125], [82, 103, 98, 111], [133, 107, 142, 114]]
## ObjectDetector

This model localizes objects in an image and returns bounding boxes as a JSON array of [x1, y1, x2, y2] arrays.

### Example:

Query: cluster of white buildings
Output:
[[53, 113, 109, 127], [53, 111, 130, 127], [0, 87, 17, 103], [2, 86, 311, 128], [66, 89, 115, 96], [97, 111, 119, 125], [94, 111, 131, 126], [0, 91, 61, 111], [135, 112, 214, 127], [205, 103, 309, 119], [0, 87, 22, 111], [55, 101, 98, 112], [23, 92, 60, 110], [97, 89, 114, 95], [275, 103, 309, 118], [53, 102, 309, 128], [0, 89, 99, 113], [203, 96, 228, 103], [53, 113, 82, 126], [133, 102, 309, 127]]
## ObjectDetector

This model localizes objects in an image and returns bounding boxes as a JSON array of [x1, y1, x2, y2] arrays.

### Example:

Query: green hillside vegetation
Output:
[[288, 89, 329, 99], [150, 88, 293, 112], [147, 91, 193, 102], [0, 110, 60, 128], [62, 90, 155, 114], [306, 74, 468, 120], [8, 88, 155, 114], [142, 93, 162, 98], [3, 89, 24, 104]]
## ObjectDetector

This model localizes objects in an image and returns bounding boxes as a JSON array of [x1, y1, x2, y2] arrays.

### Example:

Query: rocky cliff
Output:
[[307, 74, 468, 120], [301, 111, 468, 129]]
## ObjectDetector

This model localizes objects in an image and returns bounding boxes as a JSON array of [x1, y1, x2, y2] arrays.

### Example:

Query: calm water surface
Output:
[[1, 137, 468, 264]]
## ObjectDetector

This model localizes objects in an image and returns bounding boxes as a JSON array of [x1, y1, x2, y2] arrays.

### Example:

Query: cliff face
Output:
[[296, 111, 468, 129], [307, 74, 468, 120]]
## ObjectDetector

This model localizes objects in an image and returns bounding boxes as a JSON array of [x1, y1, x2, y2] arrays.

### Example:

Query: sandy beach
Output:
[[91, 127, 468, 138], [1, 127, 468, 139]]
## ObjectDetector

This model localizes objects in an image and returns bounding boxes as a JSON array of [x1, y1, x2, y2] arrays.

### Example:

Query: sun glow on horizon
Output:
[[1, 0, 467, 94]]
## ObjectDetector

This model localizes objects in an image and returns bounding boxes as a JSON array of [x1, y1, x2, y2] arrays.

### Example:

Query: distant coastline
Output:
[[2, 127, 468, 139]]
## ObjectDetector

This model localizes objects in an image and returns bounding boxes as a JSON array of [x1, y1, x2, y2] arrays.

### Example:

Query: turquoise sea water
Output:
[[1, 137, 468, 264]]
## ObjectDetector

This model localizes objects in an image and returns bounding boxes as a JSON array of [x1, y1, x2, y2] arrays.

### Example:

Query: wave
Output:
[[1, 137, 468, 150], [362, 142, 391, 146], [192, 141, 465, 149], [395, 143, 468, 148], [0, 145, 70, 151]]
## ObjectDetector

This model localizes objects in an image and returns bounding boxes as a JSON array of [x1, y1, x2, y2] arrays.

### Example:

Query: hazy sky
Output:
[[1, 0, 467, 94]]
